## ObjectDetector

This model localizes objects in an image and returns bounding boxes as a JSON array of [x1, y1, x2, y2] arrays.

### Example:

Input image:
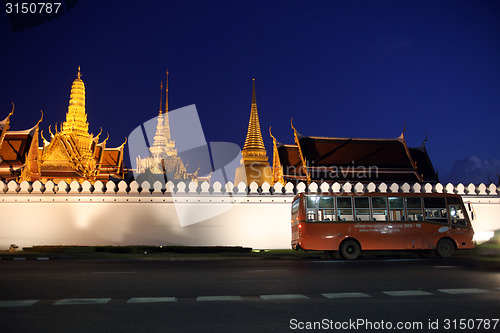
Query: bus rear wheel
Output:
[[340, 240, 361, 260], [436, 238, 454, 258]]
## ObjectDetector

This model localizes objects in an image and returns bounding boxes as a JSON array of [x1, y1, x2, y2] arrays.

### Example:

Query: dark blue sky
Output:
[[1, 1, 499, 184]]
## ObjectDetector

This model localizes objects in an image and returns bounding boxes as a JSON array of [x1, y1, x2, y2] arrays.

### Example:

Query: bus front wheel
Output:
[[340, 240, 361, 260], [436, 238, 454, 258]]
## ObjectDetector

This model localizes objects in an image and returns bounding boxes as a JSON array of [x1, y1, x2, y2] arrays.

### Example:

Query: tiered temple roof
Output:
[[0, 106, 41, 181], [35, 67, 126, 183], [273, 128, 438, 184], [1, 68, 126, 183]]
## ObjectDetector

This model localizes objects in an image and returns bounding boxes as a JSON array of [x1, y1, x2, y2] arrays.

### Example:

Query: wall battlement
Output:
[[1, 179, 499, 196]]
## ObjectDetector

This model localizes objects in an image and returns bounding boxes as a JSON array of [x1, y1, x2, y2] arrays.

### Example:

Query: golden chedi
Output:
[[235, 79, 272, 186]]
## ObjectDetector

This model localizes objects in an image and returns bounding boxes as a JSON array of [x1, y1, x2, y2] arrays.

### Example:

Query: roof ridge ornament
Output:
[[269, 126, 282, 146], [37, 110, 43, 125], [291, 118, 311, 184], [398, 122, 407, 141]]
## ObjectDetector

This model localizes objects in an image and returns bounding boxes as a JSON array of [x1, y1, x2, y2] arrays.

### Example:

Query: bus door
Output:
[[447, 197, 473, 247], [423, 197, 450, 246]]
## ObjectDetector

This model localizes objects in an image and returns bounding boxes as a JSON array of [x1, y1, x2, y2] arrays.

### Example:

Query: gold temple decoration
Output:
[[269, 126, 285, 185], [291, 119, 311, 184], [234, 79, 272, 186], [30, 67, 125, 183]]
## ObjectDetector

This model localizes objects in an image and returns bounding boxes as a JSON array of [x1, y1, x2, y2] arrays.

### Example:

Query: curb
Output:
[[0, 257, 52, 261]]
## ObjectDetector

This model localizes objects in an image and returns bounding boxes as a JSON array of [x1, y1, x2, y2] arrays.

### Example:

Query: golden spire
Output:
[[62, 66, 89, 136], [234, 78, 272, 186], [242, 78, 267, 162]]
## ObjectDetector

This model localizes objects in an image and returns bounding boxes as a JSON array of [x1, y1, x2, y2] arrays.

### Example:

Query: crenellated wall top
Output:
[[1, 180, 499, 196]]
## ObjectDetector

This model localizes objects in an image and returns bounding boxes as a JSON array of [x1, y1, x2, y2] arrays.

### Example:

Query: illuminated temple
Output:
[[234, 79, 272, 186], [2, 69, 441, 187], [0, 68, 125, 183], [0, 105, 41, 182], [135, 72, 196, 182], [271, 125, 439, 184]]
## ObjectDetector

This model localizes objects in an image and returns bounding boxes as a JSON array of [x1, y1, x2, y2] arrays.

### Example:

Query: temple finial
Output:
[[159, 81, 163, 115], [77, 66, 81, 79], [165, 70, 169, 113], [252, 78, 256, 105]]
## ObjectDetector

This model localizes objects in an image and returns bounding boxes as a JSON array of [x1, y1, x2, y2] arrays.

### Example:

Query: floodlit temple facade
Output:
[[0, 68, 125, 183], [234, 79, 272, 186], [135, 72, 197, 182]]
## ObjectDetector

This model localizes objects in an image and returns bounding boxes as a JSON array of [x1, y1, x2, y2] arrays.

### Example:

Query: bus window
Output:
[[424, 197, 447, 224], [372, 197, 388, 221], [337, 197, 353, 221], [406, 197, 423, 221], [306, 195, 318, 221], [389, 197, 405, 221], [318, 197, 335, 222], [292, 198, 300, 215], [354, 197, 370, 221], [447, 197, 466, 226]]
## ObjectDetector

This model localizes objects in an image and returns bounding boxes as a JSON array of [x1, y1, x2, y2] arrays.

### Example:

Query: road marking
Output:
[[383, 290, 433, 297], [92, 272, 137, 274], [433, 266, 459, 269], [0, 300, 38, 307], [260, 294, 309, 300], [196, 296, 242, 302], [438, 288, 489, 295], [36, 257, 50, 260], [13, 257, 26, 261], [53, 298, 111, 305], [127, 297, 177, 304], [322, 292, 371, 299]]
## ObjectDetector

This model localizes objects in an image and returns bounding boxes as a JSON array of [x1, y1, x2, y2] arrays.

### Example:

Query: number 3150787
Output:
[[6, 3, 61, 14]]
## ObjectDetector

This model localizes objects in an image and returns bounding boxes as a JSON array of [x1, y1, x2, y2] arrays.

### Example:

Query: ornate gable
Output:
[[40, 135, 75, 169]]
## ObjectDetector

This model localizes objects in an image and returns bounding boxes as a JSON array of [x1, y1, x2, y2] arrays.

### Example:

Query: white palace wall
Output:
[[0, 180, 499, 250]]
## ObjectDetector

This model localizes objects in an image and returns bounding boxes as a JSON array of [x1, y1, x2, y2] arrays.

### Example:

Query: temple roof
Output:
[[100, 145, 124, 171], [409, 145, 438, 182], [298, 136, 415, 168], [276, 133, 439, 183], [0, 125, 37, 172]]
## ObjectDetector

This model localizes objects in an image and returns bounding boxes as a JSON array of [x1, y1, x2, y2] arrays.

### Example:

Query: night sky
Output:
[[1, 1, 499, 184]]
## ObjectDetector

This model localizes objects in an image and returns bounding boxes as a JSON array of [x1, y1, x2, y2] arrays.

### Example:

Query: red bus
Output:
[[291, 192, 474, 259]]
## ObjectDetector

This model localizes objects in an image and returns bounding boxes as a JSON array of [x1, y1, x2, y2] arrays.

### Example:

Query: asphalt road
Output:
[[0, 257, 499, 332]]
